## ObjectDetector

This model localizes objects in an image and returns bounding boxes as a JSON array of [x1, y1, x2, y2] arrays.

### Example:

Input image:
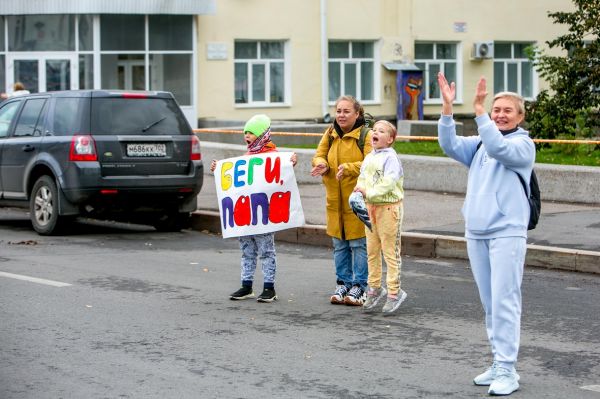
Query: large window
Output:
[[328, 41, 376, 102], [0, 14, 195, 109], [234, 41, 287, 105], [7, 15, 75, 51], [99, 15, 193, 106], [494, 42, 534, 99], [415, 42, 459, 103]]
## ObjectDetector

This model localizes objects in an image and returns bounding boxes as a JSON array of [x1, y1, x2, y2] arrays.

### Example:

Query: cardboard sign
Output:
[[214, 152, 305, 239]]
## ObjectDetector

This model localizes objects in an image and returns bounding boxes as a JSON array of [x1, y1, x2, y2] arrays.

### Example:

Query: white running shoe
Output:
[[488, 367, 520, 396]]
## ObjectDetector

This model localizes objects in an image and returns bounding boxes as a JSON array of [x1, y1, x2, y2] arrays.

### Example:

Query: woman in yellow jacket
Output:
[[311, 95, 373, 306]]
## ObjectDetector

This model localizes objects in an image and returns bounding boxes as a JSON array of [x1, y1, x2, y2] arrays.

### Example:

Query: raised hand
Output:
[[437, 72, 455, 115], [473, 76, 488, 116]]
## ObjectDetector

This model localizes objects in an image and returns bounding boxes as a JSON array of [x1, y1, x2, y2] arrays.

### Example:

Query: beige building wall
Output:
[[197, 0, 574, 124], [411, 0, 574, 115]]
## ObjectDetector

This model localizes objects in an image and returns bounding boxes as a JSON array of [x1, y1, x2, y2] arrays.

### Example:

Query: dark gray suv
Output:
[[0, 90, 203, 235]]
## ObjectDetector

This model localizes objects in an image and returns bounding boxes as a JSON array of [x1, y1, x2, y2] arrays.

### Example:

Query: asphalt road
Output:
[[1, 213, 599, 398]]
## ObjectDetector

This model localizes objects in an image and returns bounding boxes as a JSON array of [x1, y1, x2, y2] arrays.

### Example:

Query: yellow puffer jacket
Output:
[[312, 124, 373, 240]]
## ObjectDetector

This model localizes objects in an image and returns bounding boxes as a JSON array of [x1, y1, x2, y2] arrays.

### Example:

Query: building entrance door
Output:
[[117, 60, 146, 90], [6, 54, 78, 94]]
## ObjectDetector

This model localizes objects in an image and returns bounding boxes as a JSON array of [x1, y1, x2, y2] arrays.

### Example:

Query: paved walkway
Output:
[[197, 174, 600, 253]]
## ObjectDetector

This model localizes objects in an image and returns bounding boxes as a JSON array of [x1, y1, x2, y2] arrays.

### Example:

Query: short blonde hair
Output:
[[493, 91, 525, 115], [373, 120, 397, 141]]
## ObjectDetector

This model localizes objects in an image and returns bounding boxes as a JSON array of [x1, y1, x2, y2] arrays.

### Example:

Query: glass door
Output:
[[7, 54, 78, 94], [117, 59, 146, 90]]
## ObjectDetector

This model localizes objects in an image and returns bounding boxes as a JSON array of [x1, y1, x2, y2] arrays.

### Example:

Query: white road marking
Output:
[[581, 385, 600, 393], [0, 271, 71, 287]]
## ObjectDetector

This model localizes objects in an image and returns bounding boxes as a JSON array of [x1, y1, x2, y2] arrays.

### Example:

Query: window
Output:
[[52, 98, 89, 136], [100, 15, 145, 51], [78, 15, 93, 51], [150, 54, 192, 106], [91, 98, 189, 135], [0, 55, 5, 94], [98, 16, 194, 106], [328, 41, 376, 102], [494, 42, 534, 98], [0, 16, 4, 51], [14, 99, 47, 137], [8, 15, 75, 51], [234, 41, 287, 105], [415, 42, 459, 103], [0, 101, 21, 138], [149, 15, 192, 51]]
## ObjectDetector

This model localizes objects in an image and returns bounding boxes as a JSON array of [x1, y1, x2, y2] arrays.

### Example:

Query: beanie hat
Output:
[[244, 114, 271, 137]]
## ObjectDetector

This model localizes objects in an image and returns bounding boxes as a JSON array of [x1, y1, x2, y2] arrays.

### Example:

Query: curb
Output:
[[191, 210, 600, 275]]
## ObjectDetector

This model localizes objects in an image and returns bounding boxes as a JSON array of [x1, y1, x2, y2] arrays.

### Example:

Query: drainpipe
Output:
[[320, 0, 329, 121]]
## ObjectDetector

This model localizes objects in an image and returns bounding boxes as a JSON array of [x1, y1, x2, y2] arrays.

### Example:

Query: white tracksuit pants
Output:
[[467, 237, 526, 370]]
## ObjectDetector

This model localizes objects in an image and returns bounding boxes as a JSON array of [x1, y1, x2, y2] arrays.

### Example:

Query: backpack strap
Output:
[[328, 125, 370, 155], [357, 126, 370, 154]]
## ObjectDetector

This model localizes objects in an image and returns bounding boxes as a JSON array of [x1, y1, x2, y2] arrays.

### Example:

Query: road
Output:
[[1, 212, 599, 398]]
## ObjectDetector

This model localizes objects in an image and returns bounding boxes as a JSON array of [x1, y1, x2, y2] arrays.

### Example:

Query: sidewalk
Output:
[[194, 174, 600, 273]]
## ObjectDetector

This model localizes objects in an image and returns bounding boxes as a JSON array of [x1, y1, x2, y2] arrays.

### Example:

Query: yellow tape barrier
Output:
[[193, 128, 600, 145]]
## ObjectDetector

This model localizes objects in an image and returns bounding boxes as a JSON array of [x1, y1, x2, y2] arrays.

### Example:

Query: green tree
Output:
[[526, 0, 600, 140]]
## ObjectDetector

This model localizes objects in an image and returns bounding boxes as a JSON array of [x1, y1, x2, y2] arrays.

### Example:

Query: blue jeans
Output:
[[332, 237, 367, 289]]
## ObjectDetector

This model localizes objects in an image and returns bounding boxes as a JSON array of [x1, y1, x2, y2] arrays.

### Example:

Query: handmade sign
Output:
[[214, 152, 305, 239]]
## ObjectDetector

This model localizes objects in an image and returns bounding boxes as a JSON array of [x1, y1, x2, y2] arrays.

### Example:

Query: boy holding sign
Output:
[[210, 115, 297, 302]]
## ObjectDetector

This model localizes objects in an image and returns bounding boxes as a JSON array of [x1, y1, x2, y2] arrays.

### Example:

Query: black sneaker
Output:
[[230, 286, 254, 300], [257, 288, 277, 303], [344, 285, 366, 306]]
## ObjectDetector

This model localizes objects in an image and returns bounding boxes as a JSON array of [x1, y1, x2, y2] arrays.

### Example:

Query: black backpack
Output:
[[476, 140, 541, 230]]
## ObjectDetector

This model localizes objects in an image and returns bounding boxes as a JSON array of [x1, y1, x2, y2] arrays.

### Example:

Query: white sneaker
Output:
[[488, 367, 520, 396], [473, 361, 498, 386]]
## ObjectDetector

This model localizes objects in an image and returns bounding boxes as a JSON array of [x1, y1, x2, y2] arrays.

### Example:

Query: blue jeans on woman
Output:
[[332, 237, 368, 289]]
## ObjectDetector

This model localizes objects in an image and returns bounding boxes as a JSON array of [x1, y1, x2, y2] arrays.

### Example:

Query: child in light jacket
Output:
[[352, 120, 406, 314]]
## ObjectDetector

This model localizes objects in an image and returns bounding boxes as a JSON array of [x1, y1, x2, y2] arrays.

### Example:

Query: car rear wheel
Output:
[[30, 175, 71, 235], [152, 212, 191, 232]]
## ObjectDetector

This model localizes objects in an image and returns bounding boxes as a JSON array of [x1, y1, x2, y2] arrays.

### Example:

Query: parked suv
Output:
[[0, 90, 203, 235]]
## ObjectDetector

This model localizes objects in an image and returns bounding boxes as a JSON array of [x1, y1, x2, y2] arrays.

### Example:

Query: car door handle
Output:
[[22, 144, 35, 152]]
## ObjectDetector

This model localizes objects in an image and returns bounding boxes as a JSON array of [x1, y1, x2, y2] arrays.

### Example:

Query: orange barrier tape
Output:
[[193, 128, 600, 145]]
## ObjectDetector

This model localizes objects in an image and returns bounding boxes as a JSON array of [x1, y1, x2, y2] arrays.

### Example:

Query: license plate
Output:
[[126, 143, 167, 157]]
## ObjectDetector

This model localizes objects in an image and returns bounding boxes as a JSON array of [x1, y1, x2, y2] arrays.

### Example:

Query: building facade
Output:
[[1, 0, 573, 127], [196, 0, 573, 125], [0, 0, 215, 125]]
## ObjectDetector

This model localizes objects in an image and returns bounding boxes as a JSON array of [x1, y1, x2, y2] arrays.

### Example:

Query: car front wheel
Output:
[[30, 175, 70, 235]]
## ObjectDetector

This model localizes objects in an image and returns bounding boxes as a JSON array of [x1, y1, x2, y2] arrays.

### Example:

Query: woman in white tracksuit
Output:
[[437, 72, 535, 396]]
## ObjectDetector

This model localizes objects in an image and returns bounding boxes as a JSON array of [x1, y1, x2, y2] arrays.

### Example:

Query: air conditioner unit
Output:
[[472, 41, 494, 59]]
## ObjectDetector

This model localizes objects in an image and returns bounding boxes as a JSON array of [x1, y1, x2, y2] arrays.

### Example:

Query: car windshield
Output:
[[91, 97, 191, 135]]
